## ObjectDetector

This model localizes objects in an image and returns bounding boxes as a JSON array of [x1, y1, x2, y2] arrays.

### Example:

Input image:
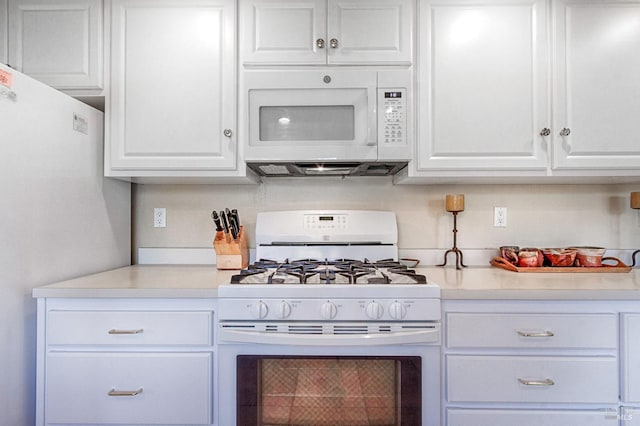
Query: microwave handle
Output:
[[367, 86, 377, 146]]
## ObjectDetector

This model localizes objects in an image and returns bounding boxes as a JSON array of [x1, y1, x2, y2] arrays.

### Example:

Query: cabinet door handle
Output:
[[316, 38, 325, 48], [108, 328, 144, 335], [559, 128, 571, 136], [330, 38, 339, 48], [108, 388, 143, 397], [223, 129, 233, 137], [516, 330, 554, 337], [539, 128, 551, 136], [518, 378, 554, 386]]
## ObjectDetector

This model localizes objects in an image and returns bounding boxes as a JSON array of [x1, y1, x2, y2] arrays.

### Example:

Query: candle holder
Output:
[[438, 194, 467, 270], [632, 192, 640, 267]]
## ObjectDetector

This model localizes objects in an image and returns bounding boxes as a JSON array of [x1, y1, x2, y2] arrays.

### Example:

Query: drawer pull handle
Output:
[[518, 378, 555, 386], [108, 388, 143, 397], [108, 328, 144, 335], [516, 330, 554, 337]]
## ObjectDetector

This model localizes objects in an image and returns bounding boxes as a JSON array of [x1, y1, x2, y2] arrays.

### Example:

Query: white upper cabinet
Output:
[[552, 0, 640, 170], [240, 0, 413, 65], [240, 0, 326, 65], [106, 0, 239, 177], [7, 0, 102, 90], [416, 0, 549, 172]]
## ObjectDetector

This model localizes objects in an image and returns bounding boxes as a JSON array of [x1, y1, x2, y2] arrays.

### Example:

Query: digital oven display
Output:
[[318, 216, 334, 221], [385, 92, 402, 98]]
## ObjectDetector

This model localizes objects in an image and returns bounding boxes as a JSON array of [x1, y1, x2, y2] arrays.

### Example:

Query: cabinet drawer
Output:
[[447, 355, 618, 403], [447, 408, 617, 426], [446, 313, 617, 349], [45, 352, 212, 425], [47, 310, 213, 345]]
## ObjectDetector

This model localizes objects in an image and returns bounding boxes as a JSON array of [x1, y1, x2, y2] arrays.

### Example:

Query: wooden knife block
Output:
[[213, 226, 249, 270]]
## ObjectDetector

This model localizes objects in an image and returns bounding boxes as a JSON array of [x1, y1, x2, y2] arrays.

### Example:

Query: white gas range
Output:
[[216, 210, 441, 426]]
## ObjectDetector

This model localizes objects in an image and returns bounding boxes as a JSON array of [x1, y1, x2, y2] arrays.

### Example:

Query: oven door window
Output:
[[237, 356, 421, 426]]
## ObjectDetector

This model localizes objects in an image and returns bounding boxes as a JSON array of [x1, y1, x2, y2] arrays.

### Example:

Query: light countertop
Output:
[[32, 265, 640, 300]]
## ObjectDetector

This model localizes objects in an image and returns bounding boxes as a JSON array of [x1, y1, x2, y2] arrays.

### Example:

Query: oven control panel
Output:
[[304, 214, 348, 231], [218, 298, 441, 322]]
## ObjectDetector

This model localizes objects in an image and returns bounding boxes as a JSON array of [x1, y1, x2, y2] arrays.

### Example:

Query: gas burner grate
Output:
[[230, 258, 427, 285]]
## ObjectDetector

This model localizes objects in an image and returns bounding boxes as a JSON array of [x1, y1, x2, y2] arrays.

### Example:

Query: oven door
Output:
[[216, 329, 440, 426], [244, 70, 378, 162]]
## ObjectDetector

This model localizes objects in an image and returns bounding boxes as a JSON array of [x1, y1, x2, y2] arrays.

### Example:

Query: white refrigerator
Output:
[[0, 64, 131, 426]]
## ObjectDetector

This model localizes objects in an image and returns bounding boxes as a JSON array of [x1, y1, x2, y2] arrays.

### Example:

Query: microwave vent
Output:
[[247, 162, 407, 177]]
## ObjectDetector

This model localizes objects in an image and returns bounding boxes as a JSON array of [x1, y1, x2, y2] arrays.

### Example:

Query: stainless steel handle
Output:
[[330, 38, 339, 48], [108, 328, 143, 335], [517, 330, 554, 337], [219, 327, 440, 346], [108, 388, 143, 397], [316, 38, 325, 48], [560, 128, 571, 136], [518, 378, 555, 386], [223, 129, 232, 137], [539, 128, 551, 136]]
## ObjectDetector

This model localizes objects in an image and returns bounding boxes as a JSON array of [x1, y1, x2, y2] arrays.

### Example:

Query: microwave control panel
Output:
[[379, 89, 406, 146]]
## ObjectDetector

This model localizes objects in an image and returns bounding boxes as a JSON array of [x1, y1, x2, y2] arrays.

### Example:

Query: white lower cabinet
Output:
[[443, 301, 620, 426], [623, 314, 640, 403], [36, 298, 216, 426], [447, 355, 617, 404], [623, 407, 640, 426], [46, 352, 212, 425], [447, 408, 618, 426]]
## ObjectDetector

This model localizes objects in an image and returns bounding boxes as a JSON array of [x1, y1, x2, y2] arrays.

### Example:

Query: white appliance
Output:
[[243, 69, 412, 177], [0, 64, 130, 426], [217, 210, 440, 426]]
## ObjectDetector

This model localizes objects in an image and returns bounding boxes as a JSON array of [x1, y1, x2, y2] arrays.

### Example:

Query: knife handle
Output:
[[229, 216, 238, 239], [211, 211, 223, 232], [231, 209, 240, 228], [220, 210, 230, 235]]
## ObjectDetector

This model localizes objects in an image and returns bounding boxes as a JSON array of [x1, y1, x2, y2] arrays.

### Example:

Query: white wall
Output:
[[132, 179, 640, 263]]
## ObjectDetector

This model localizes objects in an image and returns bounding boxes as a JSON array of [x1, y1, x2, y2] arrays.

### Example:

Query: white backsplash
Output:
[[133, 179, 640, 266]]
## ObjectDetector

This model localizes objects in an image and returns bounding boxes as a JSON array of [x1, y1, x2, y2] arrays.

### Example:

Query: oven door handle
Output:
[[218, 328, 440, 346]]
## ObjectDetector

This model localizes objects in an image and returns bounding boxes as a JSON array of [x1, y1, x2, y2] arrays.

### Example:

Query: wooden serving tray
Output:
[[490, 256, 631, 273]]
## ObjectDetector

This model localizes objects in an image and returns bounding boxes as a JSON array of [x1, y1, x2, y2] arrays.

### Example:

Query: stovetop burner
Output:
[[230, 258, 427, 285]]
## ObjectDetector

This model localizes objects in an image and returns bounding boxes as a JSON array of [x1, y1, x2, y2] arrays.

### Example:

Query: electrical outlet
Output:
[[154, 208, 166, 228], [494, 207, 507, 227]]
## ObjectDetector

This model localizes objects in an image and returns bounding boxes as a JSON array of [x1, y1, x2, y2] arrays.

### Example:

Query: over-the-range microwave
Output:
[[242, 69, 412, 177]]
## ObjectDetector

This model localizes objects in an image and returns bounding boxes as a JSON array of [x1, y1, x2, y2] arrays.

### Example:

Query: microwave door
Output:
[[247, 87, 377, 162]]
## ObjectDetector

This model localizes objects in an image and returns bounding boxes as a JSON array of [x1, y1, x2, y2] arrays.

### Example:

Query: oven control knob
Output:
[[320, 301, 338, 320], [277, 301, 292, 319], [365, 301, 384, 319], [250, 301, 269, 319], [388, 301, 407, 320]]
